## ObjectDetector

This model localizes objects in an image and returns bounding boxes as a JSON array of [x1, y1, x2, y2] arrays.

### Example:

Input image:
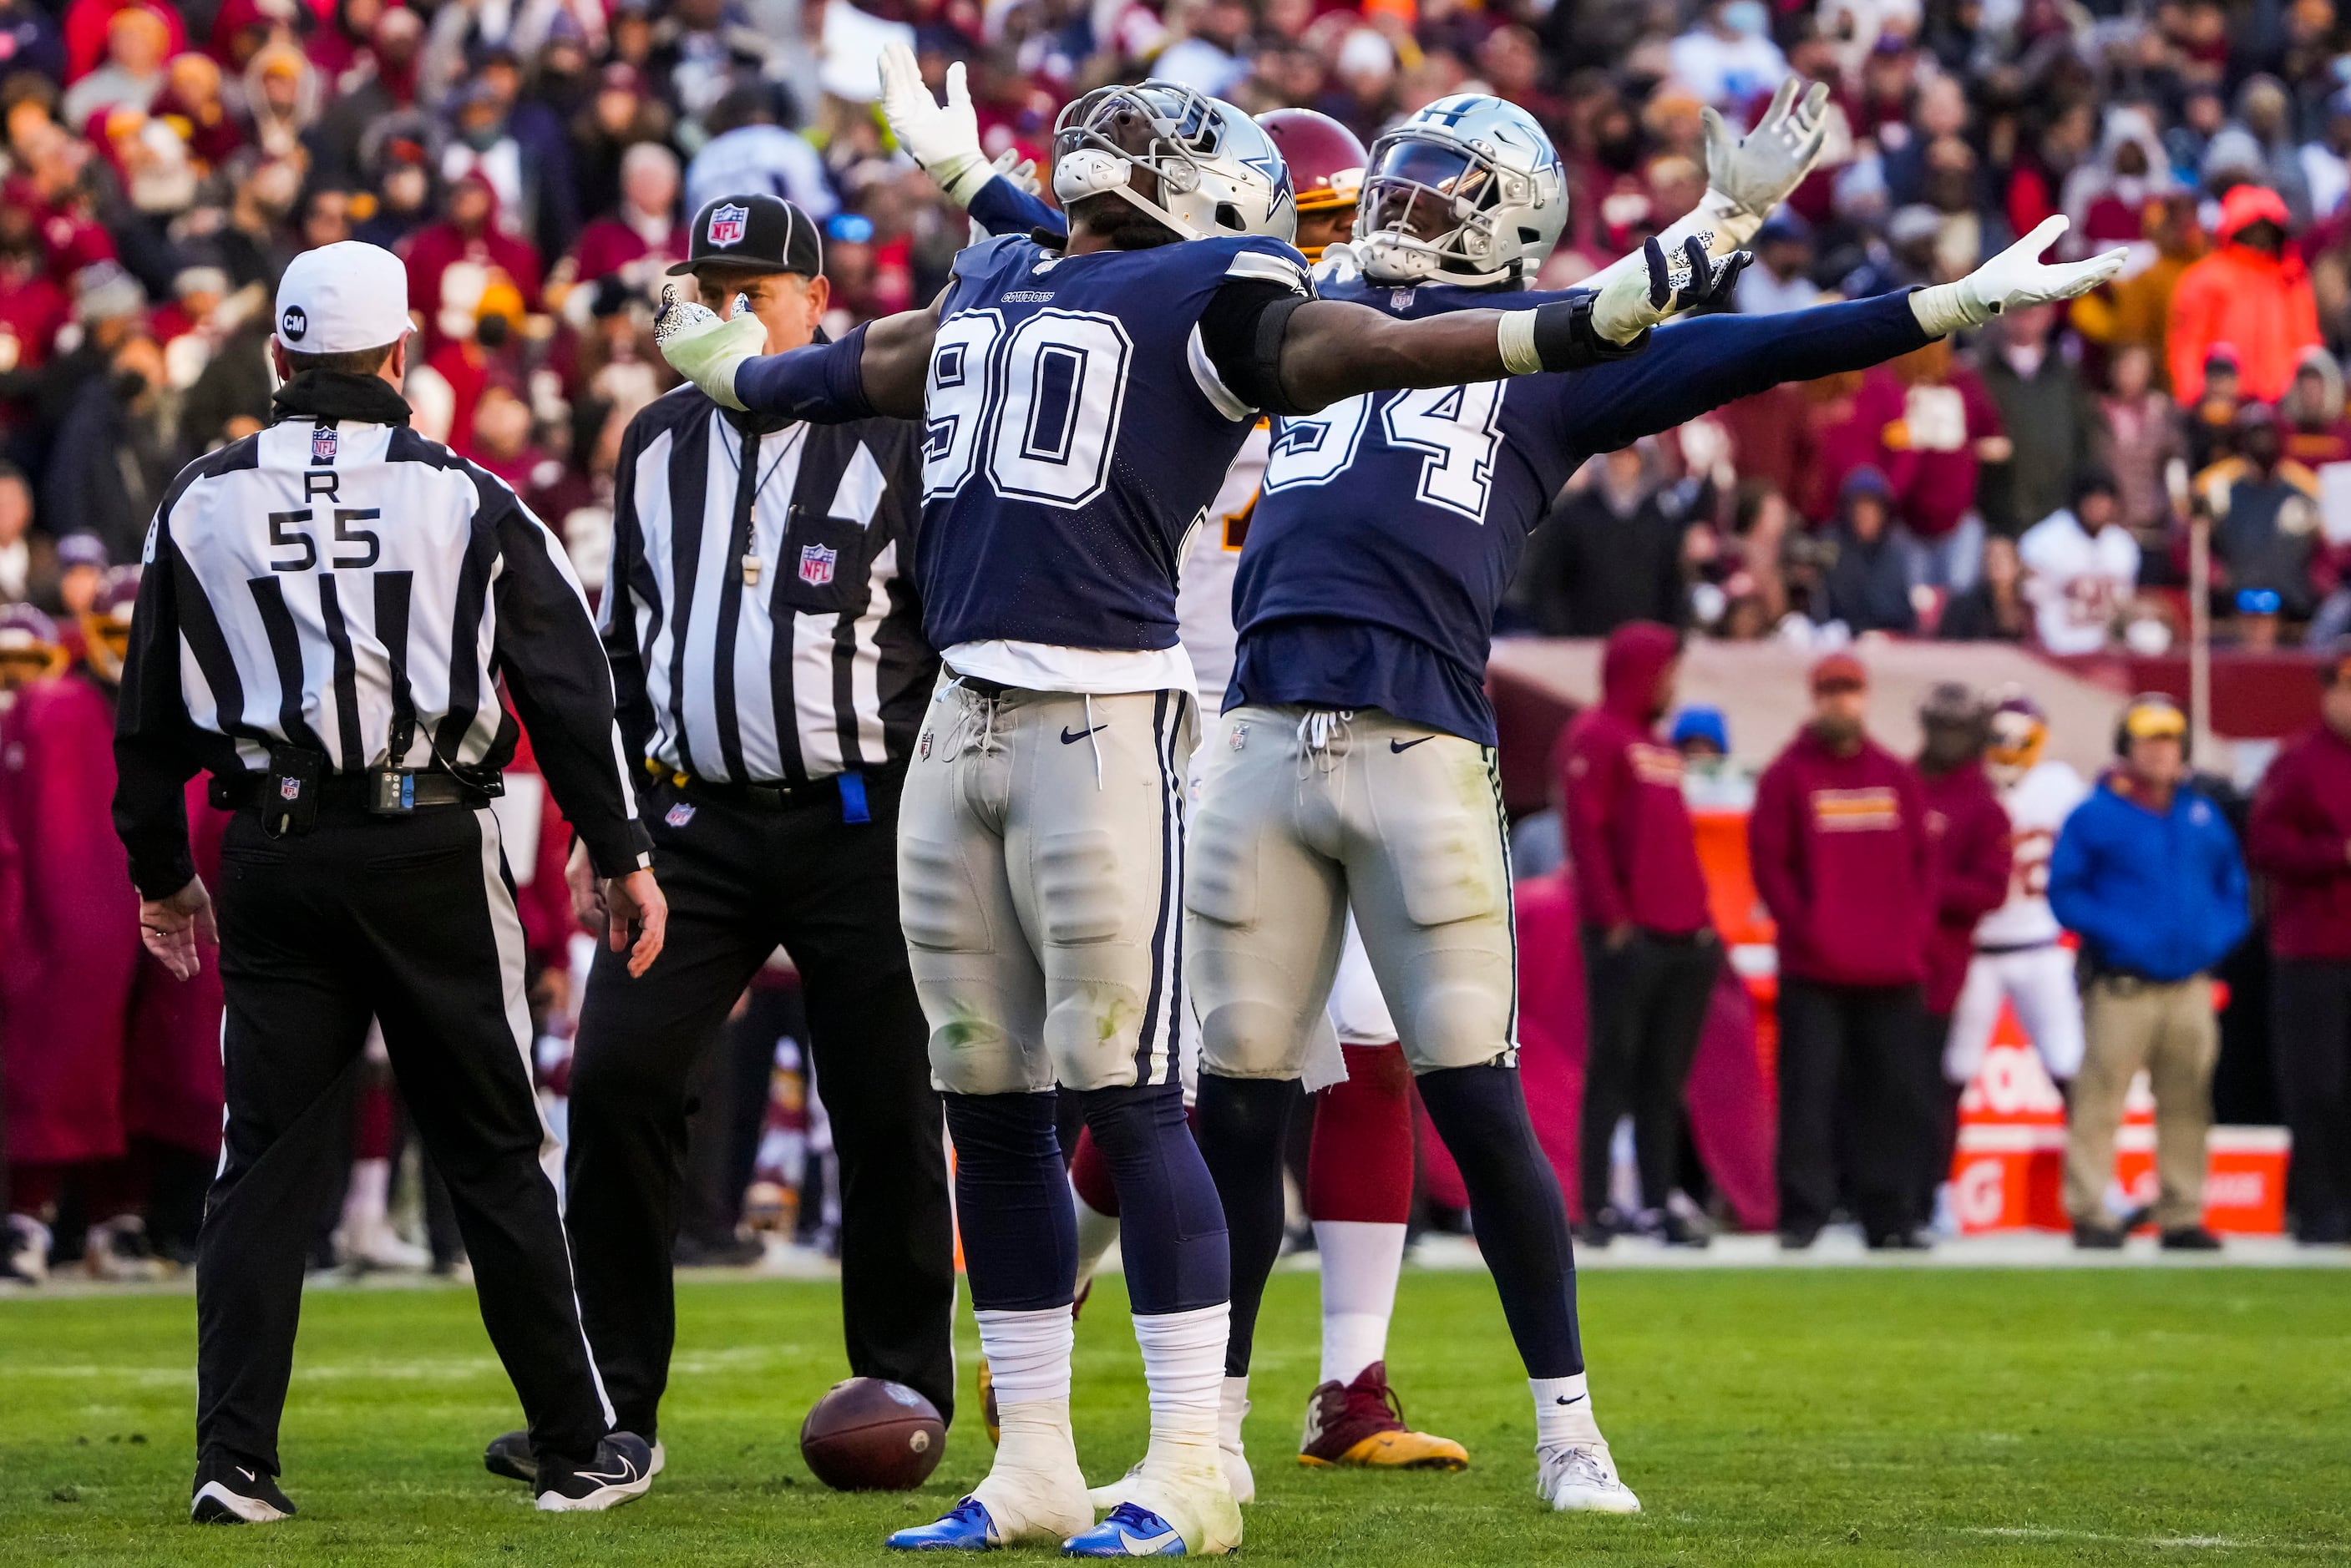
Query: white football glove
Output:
[[1698, 78, 1834, 241], [1591, 232, 1753, 346], [878, 40, 994, 206], [1910, 216, 2129, 337], [654, 284, 762, 410]]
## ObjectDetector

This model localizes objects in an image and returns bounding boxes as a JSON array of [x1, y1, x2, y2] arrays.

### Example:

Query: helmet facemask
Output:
[[1355, 103, 1562, 286], [1051, 83, 1294, 245]]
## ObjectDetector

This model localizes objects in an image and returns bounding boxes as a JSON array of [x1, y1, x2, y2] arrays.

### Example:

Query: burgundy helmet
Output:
[[82, 564, 140, 684], [0, 600, 63, 690], [1257, 108, 1366, 255]]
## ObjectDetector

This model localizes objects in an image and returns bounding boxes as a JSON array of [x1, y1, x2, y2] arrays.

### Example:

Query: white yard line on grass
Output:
[[1964, 1525, 2342, 1555]]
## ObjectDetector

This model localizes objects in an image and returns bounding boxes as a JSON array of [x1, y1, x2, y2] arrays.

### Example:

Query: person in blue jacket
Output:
[[2048, 695, 2249, 1251]]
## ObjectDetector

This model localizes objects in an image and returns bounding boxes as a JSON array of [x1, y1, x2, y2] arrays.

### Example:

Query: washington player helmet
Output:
[[0, 602, 65, 692], [82, 564, 139, 685], [1257, 108, 1365, 259], [1051, 81, 1296, 244], [1986, 687, 2049, 786]]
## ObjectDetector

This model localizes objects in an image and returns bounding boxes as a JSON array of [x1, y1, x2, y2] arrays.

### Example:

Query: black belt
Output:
[[213, 769, 490, 813], [671, 758, 902, 819], [1974, 938, 2060, 957]]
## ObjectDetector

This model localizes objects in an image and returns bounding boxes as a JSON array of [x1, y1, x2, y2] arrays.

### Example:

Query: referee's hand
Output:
[[139, 878, 216, 981], [604, 868, 668, 978]]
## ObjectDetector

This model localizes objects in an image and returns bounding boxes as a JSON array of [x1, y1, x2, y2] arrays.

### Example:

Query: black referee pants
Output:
[[200, 804, 610, 1477], [565, 769, 955, 1437]]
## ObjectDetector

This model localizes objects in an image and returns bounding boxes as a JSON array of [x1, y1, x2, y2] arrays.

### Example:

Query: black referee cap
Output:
[[668, 194, 825, 280]]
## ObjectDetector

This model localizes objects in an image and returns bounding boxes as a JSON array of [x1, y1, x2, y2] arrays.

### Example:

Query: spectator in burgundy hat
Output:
[[1558, 622, 1719, 1247], [1750, 653, 1939, 1249], [2246, 648, 2351, 1244]]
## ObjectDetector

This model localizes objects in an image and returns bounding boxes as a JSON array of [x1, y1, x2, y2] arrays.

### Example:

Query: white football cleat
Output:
[[1538, 1442, 1641, 1514], [961, 1452, 1092, 1545]]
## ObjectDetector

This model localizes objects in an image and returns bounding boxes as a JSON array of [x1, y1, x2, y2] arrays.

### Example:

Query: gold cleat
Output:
[[1296, 1361, 1469, 1471]]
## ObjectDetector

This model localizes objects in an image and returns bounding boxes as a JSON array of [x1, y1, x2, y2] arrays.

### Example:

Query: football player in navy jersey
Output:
[[1166, 95, 2125, 1518], [881, 66, 1847, 1498], [656, 77, 1740, 1560]]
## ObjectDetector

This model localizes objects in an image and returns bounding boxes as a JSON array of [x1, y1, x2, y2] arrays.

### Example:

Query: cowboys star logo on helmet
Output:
[[707, 203, 749, 246], [1355, 94, 1567, 286], [1049, 80, 1297, 243]]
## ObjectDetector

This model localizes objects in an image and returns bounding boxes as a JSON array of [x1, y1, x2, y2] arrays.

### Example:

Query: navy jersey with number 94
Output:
[[916, 231, 1311, 658], [1230, 276, 1928, 744]]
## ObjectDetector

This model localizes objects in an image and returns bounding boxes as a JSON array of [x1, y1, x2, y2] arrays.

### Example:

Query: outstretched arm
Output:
[[1272, 235, 1747, 411], [656, 286, 940, 420], [879, 39, 1065, 242]]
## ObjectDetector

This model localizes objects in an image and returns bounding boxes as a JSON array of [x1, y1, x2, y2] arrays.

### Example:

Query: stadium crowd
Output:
[[2, 0, 2350, 1281]]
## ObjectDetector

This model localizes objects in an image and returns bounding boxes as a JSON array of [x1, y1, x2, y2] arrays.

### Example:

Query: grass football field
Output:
[[3, 1266, 2345, 1565]]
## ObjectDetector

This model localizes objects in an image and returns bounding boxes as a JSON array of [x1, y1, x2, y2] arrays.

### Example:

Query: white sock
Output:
[[341, 1156, 390, 1237], [975, 1307, 1079, 1479], [1133, 1302, 1229, 1474], [1532, 1373, 1603, 1449], [1072, 1190, 1121, 1295], [1218, 1374, 1250, 1458], [1313, 1219, 1406, 1385]]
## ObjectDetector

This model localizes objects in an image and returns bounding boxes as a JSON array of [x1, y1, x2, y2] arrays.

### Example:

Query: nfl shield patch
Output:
[[919, 730, 932, 760], [798, 544, 838, 587], [279, 776, 303, 801], [311, 426, 337, 464], [665, 802, 696, 827], [707, 203, 749, 247], [1229, 723, 1249, 751]]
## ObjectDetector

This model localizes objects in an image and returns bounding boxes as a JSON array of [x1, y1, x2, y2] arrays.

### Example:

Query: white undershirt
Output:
[[943, 639, 1198, 704]]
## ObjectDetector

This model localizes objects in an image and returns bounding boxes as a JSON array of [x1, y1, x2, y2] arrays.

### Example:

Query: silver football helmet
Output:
[[1355, 94, 1566, 286], [1051, 80, 1298, 244]]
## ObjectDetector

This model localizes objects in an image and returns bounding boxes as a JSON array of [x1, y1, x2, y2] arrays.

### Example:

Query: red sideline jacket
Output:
[[1555, 623, 1710, 936], [1919, 760, 2012, 1014], [1750, 726, 1935, 987], [2247, 722, 2351, 960]]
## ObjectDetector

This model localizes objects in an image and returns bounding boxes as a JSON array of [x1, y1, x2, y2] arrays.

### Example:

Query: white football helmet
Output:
[[1051, 80, 1297, 244], [1355, 94, 1566, 286]]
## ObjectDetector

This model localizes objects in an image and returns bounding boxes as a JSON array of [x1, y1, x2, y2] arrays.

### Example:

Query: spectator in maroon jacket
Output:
[[2245, 647, 2351, 1245], [1558, 622, 1718, 1247], [1750, 653, 1938, 1249], [1913, 682, 2013, 1231]]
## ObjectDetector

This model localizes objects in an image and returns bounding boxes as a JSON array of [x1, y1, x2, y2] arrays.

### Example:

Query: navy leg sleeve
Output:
[[944, 1090, 1077, 1313], [1076, 1082, 1229, 1317], [1192, 1072, 1298, 1373], [1416, 1061, 1586, 1378]]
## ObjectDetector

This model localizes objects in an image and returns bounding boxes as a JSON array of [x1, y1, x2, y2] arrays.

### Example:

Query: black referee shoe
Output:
[[535, 1432, 656, 1512], [190, 1456, 296, 1524], [489, 1429, 666, 1486]]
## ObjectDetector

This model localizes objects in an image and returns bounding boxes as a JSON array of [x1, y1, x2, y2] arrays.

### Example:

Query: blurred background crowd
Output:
[[6, 0, 2351, 1279]]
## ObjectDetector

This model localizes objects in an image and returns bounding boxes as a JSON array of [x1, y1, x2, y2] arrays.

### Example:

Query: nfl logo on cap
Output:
[[798, 544, 837, 587], [707, 203, 748, 246]]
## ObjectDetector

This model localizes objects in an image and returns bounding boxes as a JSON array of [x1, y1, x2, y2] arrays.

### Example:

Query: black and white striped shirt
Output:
[[602, 385, 934, 787], [113, 389, 651, 897]]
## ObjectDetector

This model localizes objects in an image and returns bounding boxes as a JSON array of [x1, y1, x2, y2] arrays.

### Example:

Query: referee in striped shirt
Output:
[[482, 195, 955, 1485], [111, 242, 666, 1521]]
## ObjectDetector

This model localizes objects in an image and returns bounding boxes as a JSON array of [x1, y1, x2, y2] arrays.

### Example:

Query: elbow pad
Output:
[[732, 323, 879, 423]]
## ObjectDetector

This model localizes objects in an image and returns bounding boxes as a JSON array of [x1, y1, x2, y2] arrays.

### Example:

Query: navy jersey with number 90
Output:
[[915, 231, 1311, 657]]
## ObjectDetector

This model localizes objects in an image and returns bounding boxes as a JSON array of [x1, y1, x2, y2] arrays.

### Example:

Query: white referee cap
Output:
[[275, 241, 413, 355]]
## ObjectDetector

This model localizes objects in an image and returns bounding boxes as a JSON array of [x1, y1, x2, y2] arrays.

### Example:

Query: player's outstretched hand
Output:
[[879, 40, 994, 205], [1592, 233, 1752, 344], [605, 867, 668, 978], [990, 146, 1041, 200], [1911, 215, 2129, 337], [1703, 78, 1833, 224], [139, 877, 216, 982], [655, 282, 762, 409]]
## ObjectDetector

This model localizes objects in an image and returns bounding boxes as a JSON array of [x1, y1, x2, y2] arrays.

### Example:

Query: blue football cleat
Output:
[[888, 1496, 1002, 1551], [1062, 1501, 1188, 1557]]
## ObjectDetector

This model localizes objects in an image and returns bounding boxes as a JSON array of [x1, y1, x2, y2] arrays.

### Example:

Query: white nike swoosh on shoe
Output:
[[194, 1481, 287, 1522], [236, 1467, 255, 1481], [1115, 1526, 1181, 1554], [576, 1465, 640, 1484]]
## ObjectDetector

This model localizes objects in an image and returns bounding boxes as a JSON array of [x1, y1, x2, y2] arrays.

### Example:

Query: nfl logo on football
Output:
[[707, 203, 748, 246], [798, 543, 837, 587]]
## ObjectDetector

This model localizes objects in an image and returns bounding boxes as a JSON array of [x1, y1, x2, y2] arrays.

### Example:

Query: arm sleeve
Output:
[[732, 321, 879, 423], [480, 478, 654, 878], [2045, 812, 2120, 955], [110, 513, 201, 898], [2247, 755, 2348, 880], [1746, 761, 1805, 933], [1543, 291, 1933, 464], [1558, 730, 1633, 929], [967, 176, 1066, 242], [2208, 814, 2252, 962], [1195, 277, 1314, 417], [599, 422, 659, 788]]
